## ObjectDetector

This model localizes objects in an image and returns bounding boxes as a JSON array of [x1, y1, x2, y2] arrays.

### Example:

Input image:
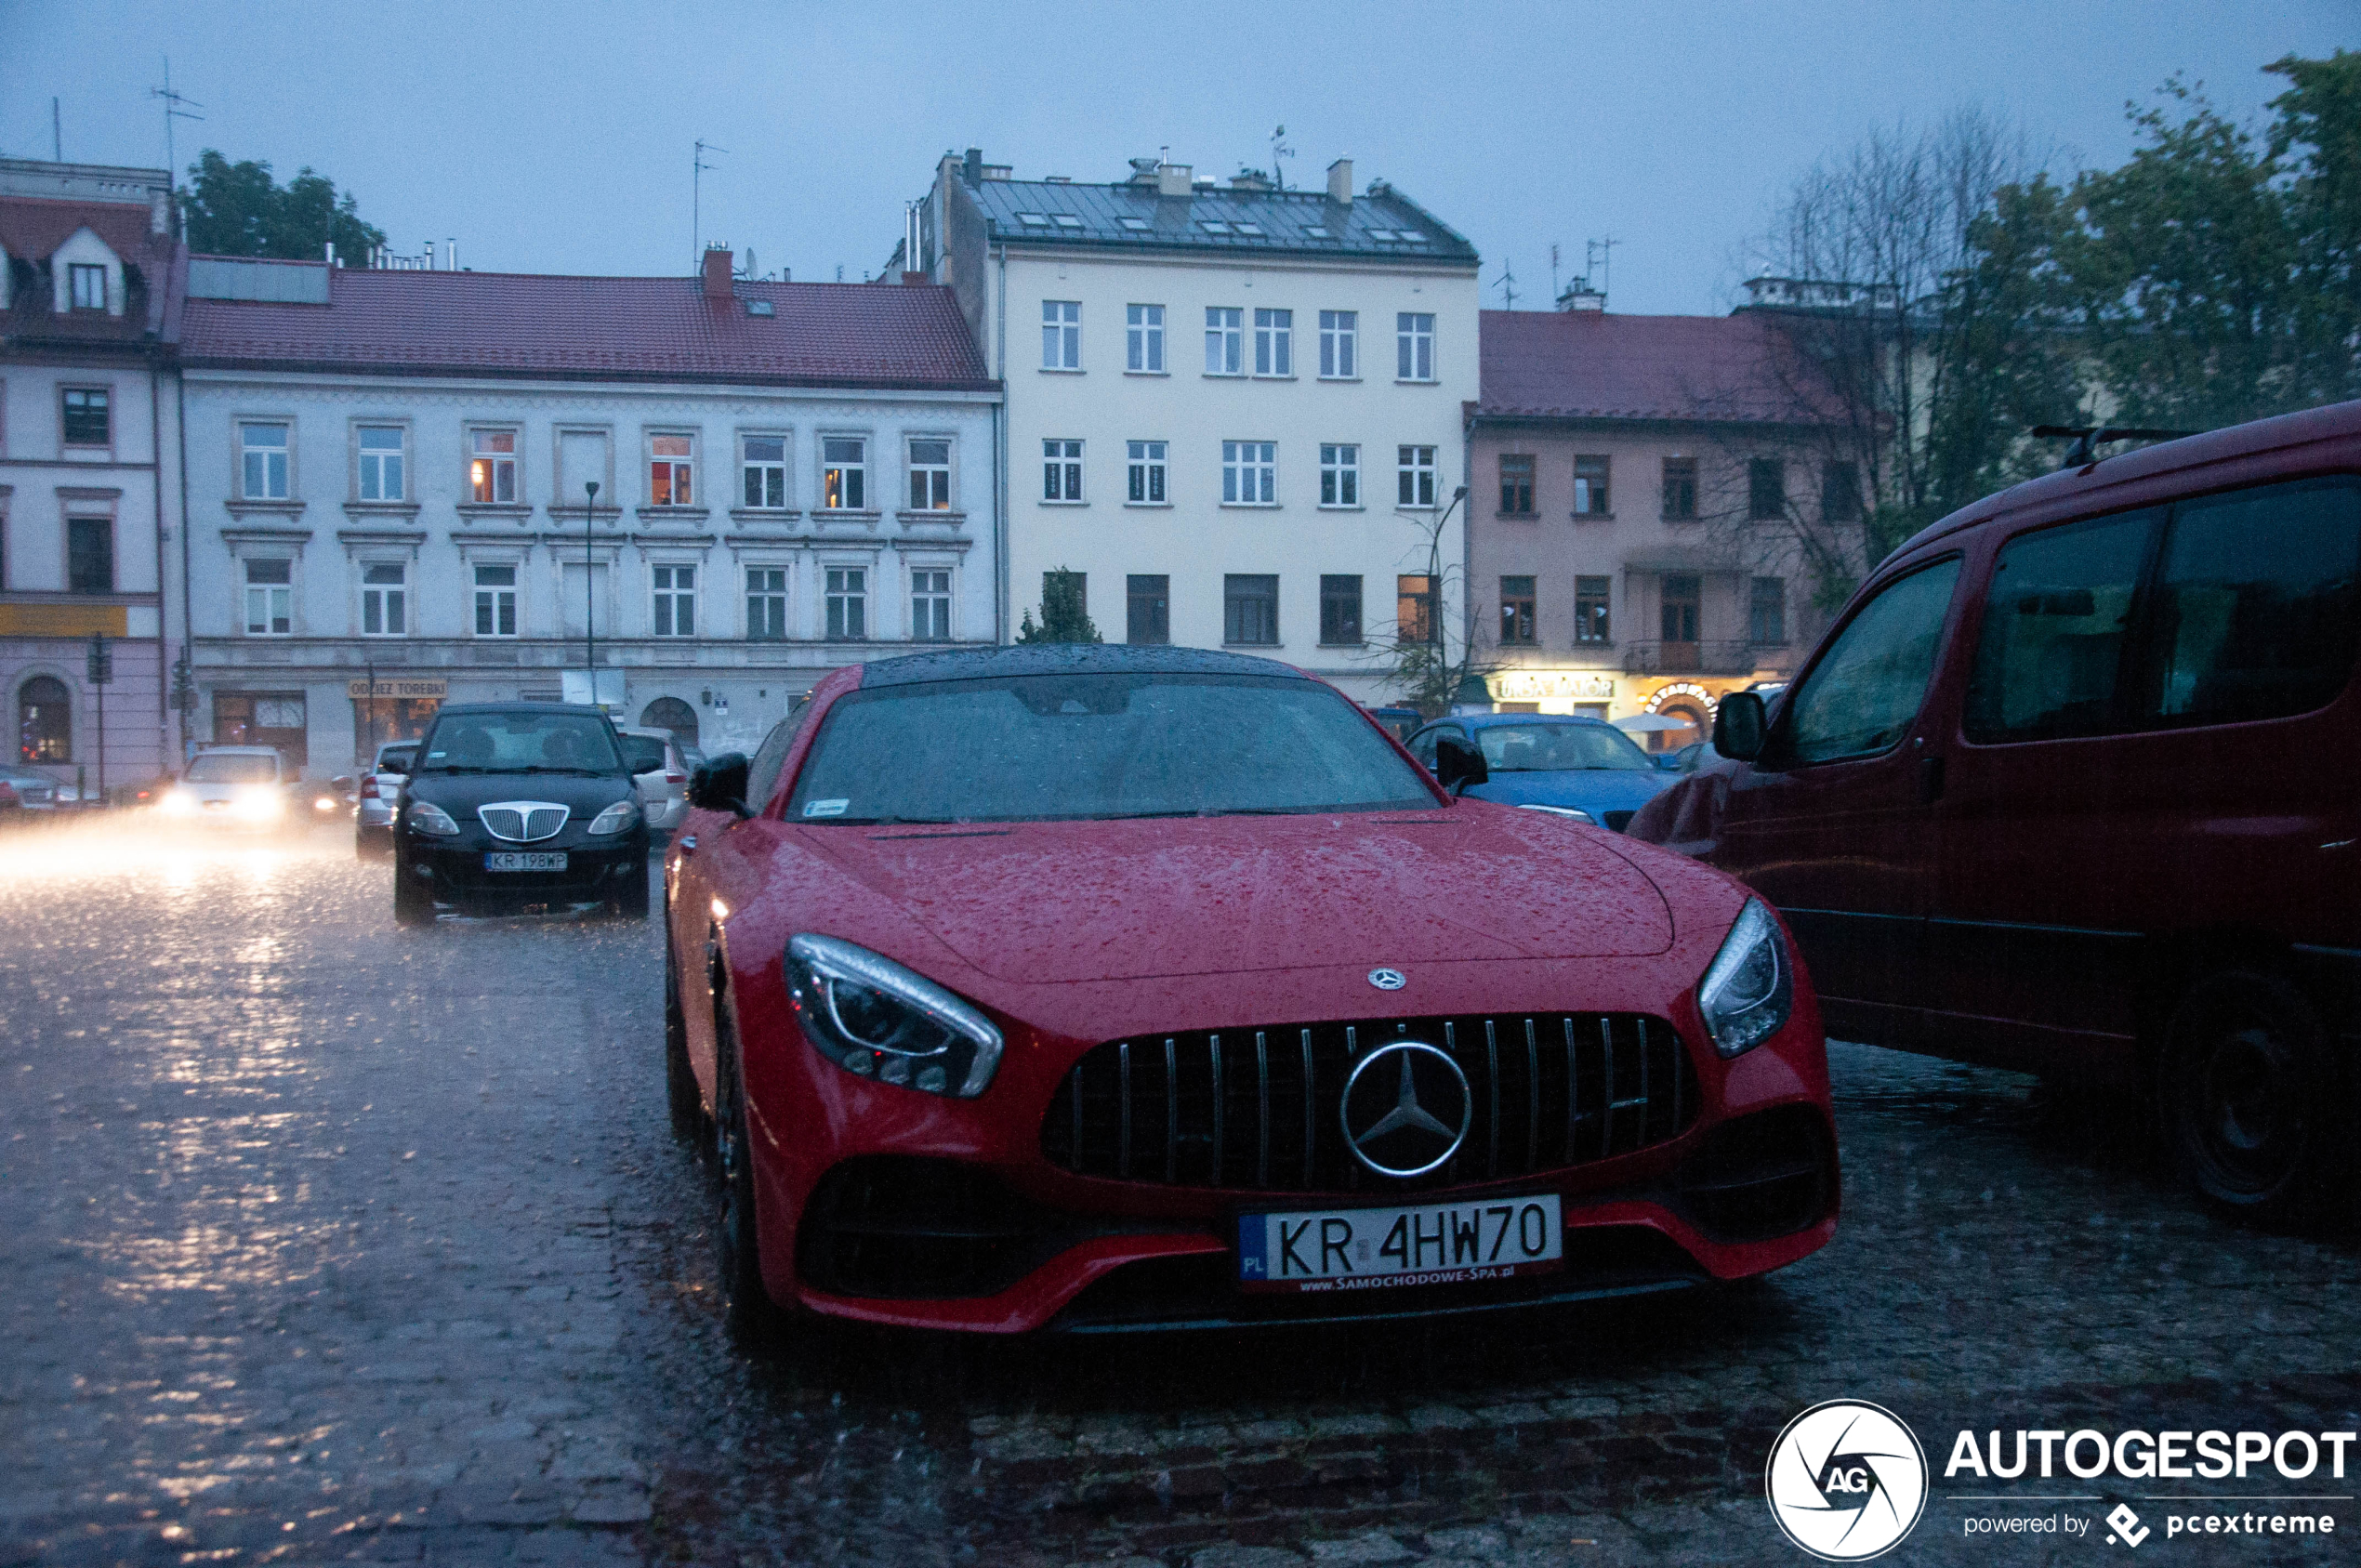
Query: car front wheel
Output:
[[2161, 968, 2344, 1226], [663, 916, 703, 1142], [712, 996, 788, 1348], [392, 857, 434, 927]]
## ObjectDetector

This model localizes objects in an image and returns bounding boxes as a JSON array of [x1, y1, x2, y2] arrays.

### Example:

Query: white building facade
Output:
[[912, 152, 1478, 704], [176, 254, 999, 774]]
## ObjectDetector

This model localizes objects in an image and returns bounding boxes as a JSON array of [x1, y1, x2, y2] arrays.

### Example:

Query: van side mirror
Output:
[[689, 752, 753, 819], [1432, 735, 1489, 796], [1714, 692, 1768, 763]]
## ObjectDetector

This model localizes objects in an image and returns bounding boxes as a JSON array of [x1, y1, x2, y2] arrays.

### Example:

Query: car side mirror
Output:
[[689, 752, 753, 819], [1714, 692, 1768, 763], [1432, 736, 1489, 796]]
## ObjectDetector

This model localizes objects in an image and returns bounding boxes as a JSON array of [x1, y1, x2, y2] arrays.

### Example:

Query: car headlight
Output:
[[587, 800, 640, 836], [1697, 899, 1794, 1058], [232, 786, 284, 820], [160, 789, 197, 816], [785, 933, 1003, 1098], [1517, 803, 1597, 824], [406, 801, 461, 837]]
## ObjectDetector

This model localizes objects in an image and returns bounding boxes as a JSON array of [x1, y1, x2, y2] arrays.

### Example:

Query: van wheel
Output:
[[712, 997, 790, 1350], [2160, 969, 2343, 1226]]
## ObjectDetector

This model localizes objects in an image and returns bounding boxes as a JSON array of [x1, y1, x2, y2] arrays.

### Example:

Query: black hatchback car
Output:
[[390, 704, 650, 924]]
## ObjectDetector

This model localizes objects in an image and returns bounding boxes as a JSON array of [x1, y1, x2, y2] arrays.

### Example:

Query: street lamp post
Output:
[[582, 480, 599, 707]]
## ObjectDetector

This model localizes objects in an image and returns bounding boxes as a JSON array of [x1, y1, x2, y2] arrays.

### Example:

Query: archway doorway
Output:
[[640, 696, 698, 750], [19, 676, 71, 763]]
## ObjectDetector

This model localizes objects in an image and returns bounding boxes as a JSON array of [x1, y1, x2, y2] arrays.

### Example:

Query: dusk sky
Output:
[[4, 0, 2352, 316]]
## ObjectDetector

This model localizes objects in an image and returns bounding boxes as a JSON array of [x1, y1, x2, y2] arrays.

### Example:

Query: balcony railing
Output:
[[1622, 639, 1760, 676]]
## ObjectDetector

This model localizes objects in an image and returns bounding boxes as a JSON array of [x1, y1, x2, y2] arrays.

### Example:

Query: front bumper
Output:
[[404, 831, 648, 908]]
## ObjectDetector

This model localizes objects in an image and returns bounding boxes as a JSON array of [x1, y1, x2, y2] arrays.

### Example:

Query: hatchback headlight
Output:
[[160, 788, 197, 816], [785, 933, 1003, 1098], [587, 800, 640, 836], [406, 801, 461, 837], [1697, 899, 1794, 1058]]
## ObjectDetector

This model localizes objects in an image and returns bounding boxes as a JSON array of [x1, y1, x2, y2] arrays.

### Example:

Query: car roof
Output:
[[858, 643, 1308, 688], [429, 703, 614, 718], [613, 725, 679, 741]]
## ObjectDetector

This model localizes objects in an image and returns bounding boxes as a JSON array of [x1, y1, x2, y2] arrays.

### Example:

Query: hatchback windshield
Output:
[[1472, 723, 1655, 772], [618, 735, 669, 774], [186, 753, 277, 784], [376, 744, 417, 771], [416, 711, 625, 774], [788, 673, 1435, 823]]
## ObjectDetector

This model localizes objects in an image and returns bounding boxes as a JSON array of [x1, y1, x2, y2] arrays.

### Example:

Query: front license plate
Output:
[[483, 851, 567, 871], [1237, 1193, 1563, 1294]]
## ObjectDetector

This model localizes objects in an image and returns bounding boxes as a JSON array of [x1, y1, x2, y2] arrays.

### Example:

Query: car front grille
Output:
[[1041, 1012, 1698, 1195], [478, 803, 569, 842]]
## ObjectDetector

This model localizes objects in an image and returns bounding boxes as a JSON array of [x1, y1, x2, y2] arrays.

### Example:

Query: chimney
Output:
[[1157, 161, 1194, 198], [703, 245, 733, 299], [963, 147, 983, 184], [1326, 157, 1353, 204]]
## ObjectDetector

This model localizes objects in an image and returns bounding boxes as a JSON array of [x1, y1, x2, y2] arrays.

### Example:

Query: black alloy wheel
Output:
[[712, 996, 789, 1347], [662, 911, 704, 1143], [2161, 968, 2344, 1226], [391, 853, 433, 927]]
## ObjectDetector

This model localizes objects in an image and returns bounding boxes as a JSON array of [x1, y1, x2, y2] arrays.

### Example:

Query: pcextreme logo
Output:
[[1766, 1401, 1930, 1561]]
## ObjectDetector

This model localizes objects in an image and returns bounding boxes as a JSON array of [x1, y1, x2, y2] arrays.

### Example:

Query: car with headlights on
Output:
[[158, 745, 298, 829], [390, 704, 649, 925], [662, 645, 1837, 1341]]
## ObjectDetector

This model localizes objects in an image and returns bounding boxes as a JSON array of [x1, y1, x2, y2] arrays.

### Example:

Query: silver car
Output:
[[613, 727, 689, 835], [355, 740, 418, 860]]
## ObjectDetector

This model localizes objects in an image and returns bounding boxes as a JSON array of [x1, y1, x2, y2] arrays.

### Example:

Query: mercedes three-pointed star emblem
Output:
[[1339, 1041, 1472, 1178], [1367, 968, 1406, 991]]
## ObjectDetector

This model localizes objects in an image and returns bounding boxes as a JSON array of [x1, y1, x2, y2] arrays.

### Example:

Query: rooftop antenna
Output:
[[692, 138, 729, 270], [1550, 244, 1561, 303], [149, 59, 204, 206], [52, 98, 61, 162], [1496, 259, 1518, 311], [1269, 124, 1293, 190], [1587, 236, 1619, 303]]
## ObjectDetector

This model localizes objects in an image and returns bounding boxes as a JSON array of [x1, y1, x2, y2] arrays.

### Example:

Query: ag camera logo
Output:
[[1766, 1401, 1929, 1561]]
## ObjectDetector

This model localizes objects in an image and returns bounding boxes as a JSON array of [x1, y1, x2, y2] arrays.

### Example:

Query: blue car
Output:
[[1405, 712, 1671, 831]]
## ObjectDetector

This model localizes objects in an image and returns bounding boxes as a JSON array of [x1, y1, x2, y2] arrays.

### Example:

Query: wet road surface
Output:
[[0, 820, 2354, 1566]]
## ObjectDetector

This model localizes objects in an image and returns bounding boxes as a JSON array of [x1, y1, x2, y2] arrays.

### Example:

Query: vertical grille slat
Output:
[[1255, 1032, 1270, 1189], [1117, 1041, 1132, 1180], [1208, 1034, 1225, 1188], [1299, 1029, 1315, 1190]]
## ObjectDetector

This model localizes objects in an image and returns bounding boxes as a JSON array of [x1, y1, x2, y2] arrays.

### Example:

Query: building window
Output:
[[240, 423, 291, 500], [1396, 312, 1434, 381], [1253, 309, 1293, 376], [1043, 439, 1084, 502], [1318, 310, 1357, 377], [1823, 460, 1863, 522], [1222, 441, 1276, 505], [18, 676, 71, 763], [1573, 455, 1610, 516], [822, 438, 866, 509], [1660, 573, 1701, 643], [1320, 443, 1359, 507], [1663, 456, 1698, 520], [67, 518, 113, 595], [907, 439, 952, 509], [358, 426, 405, 501], [361, 561, 407, 636], [911, 569, 951, 640], [1042, 299, 1080, 370], [69, 263, 106, 311], [1126, 304, 1165, 372], [1575, 575, 1612, 644], [62, 388, 111, 447], [469, 429, 517, 504], [1397, 445, 1436, 507], [1499, 455, 1535, 515], [1127, 441, 1167, 504], [1749, 457, 1787, 520], [650, 434, 694, 506], [1499, 575, 1537, 645], [1126, 574, 1169, 645], [1397, 574, 1436, 645], [1750, 576, 1787, 645], [1224, 573, 1278, 645], [1320, 574, 1364, 645], [652, 564, 696, 637], [1205, 307, 1243, 375], [825, 567, 867, 639], [745, 567, 788, 640], [472, 562, 518, 637], [742, 435, 787, 508], [244, 558, 293, 636]]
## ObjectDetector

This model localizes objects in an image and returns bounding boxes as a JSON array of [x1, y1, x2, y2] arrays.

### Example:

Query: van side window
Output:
[[2140, 479, 2360, 728], [744, 711, 806, 813], [1964, 508, 2158, 744], [1782, 559, 1961, 765]]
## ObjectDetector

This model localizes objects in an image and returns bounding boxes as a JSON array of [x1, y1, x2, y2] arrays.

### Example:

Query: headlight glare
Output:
[[407, 801, 461, 837], [587, 800, 640, 836], [785, 933, 1003, 1098], [1697, 898, 1794, 1058], [160, 789, 197, 816]]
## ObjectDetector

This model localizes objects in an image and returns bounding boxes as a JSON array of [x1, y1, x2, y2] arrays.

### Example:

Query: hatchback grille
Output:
[[478, 803, 569, 842], [1041, 1013, 1698, 1194]]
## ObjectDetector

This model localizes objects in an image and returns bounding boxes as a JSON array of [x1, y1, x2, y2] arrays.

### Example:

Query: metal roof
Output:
[[960, 178, 1478, 267]]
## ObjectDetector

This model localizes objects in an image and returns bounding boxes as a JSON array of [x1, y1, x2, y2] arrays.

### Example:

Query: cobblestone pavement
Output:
[[1, 821, 2354, 1567]]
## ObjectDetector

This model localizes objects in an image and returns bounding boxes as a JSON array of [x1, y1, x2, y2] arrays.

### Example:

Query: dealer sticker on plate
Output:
[[484, 851, 567, 872], [1236, 1193, 1563, 1294]]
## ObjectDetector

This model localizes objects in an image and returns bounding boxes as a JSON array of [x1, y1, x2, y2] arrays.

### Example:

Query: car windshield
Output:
[[788, 672, 1437, 824], [1472, 723, 1655, 772], [619, 735, 669, 774], [416, 711, 625, 774], [186, 754, 277, 784]]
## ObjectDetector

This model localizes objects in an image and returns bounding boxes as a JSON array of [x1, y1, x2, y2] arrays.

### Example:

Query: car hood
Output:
[[403, 772, 635, 814], [798, 805, 1675, 983], [1463, 769, 1671, 815]]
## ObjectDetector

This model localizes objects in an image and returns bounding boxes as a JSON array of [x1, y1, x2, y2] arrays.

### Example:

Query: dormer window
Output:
[[1117, 216, 1150, 231], [1231, 221, 1264, 237], [69, 264, 106, 311], [1050, 214, 1083, 230], [1016, 212, 1051, 228], [1303, 226, 1332, 239], [1197, 220, 1232, 234]]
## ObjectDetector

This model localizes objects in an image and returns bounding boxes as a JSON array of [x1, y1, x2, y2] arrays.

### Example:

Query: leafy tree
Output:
[[2264, 49, 2361, 409], [182, 151, 386, 266], [1014, 568, 1101, 643]]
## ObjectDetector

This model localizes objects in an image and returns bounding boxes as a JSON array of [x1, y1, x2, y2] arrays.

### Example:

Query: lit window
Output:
[[469, 429, 517, 504], [652, 564, 696, 637], [822, 438, 866, 509], [650, 434, 694, 507], [472, 563, 517, 637], [240, 423, 290, 500], [907, 439, 952, 509], [358, 427, 404, 501], [1221, 441, 1276, 506], [361, 562, 406, 636], [244, 558, 293, 636]]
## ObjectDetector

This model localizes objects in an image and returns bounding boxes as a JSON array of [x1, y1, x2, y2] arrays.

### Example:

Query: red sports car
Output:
[[663, 647, 1837, 1337]]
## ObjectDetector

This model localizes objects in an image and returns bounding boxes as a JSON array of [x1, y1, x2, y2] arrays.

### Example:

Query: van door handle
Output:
[[1917, 756, 1946, 804]]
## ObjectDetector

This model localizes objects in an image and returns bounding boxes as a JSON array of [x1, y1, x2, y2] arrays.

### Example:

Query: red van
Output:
[[1629, 402, 2359, 1222]]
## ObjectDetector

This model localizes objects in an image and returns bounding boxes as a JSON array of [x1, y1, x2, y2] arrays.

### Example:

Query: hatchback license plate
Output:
[[484, 851, 567, 872], [1237, 1193, 1563, 1293]]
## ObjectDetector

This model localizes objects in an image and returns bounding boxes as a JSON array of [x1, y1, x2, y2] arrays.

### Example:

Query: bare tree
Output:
[[1353, 487, 1499, 717]]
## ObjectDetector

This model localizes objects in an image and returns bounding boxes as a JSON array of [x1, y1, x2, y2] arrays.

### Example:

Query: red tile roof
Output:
[[1477, 308, 1851, 426], [179, 265, 996, 390], [0, 194, 165, 269], [0, 197, 175, 349]]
